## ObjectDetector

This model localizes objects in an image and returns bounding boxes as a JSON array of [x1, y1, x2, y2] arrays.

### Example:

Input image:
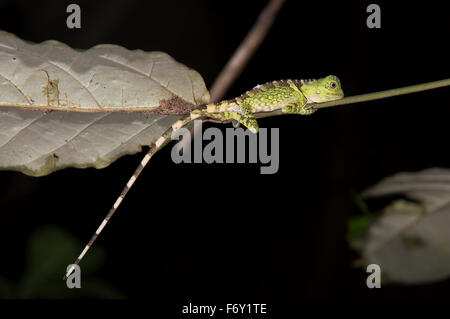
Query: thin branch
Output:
[[182, 0, 285, 149], [254, 78, 450, 119], [209, 0, 286, 102]]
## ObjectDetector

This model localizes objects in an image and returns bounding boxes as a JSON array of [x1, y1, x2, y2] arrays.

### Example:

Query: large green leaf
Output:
[[0, 31, 209, 176]]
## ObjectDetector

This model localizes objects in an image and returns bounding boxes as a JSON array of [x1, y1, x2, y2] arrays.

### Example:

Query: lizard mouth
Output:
[[310, 93, 343, 102], [326, 93, 344, 100]]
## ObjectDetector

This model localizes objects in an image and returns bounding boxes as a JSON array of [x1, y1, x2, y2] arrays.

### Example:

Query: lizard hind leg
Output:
[[225, 110, 259, 134], [241, 115, 259, 134], [231, 101, 259, 134], [205, 102, 259, 133]]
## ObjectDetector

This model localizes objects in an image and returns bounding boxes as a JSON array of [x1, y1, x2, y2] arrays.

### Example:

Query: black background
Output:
[[0, 0, 449, 304]]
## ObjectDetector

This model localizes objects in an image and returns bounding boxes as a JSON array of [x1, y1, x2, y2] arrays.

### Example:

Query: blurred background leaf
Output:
[[349, 168, 450, 285], [0, 225, 125, 298]]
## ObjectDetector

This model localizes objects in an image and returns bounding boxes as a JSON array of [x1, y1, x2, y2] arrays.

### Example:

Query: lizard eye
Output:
[[330, 81, 337, 89]]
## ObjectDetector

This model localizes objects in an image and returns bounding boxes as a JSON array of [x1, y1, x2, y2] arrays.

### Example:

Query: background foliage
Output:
[[0, 0, 449, 300]]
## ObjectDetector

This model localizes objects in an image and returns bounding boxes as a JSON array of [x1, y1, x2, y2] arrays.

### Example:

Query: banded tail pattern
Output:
[[63, 114, 197, 280]]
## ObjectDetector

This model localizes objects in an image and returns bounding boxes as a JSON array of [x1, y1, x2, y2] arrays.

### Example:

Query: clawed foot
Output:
[[240, 116, 259, 134], [282, 103, 316, 115], [300, 104, 316, 115]]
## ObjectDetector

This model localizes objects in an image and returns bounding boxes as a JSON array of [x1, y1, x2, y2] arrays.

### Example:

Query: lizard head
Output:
[[301, 75, 344, 103]]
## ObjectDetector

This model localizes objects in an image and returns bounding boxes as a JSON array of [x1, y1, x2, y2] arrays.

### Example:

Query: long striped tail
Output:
[[63, 113, 196, 280]]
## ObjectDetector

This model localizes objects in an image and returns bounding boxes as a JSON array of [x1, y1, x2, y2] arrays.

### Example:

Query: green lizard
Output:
[[64, 75, 343, 279], [191, 75, 344, 133]]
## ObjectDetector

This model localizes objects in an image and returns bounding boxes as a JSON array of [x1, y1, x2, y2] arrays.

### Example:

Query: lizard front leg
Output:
[[281, 102, 316, 115]]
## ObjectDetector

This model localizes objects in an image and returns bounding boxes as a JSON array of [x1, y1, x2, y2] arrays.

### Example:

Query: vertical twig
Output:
[[209, 0, 286, 102], [182, 0, 286, 151]]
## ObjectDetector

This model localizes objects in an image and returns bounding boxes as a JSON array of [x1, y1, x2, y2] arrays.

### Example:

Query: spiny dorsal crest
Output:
[[300, 78, 316, 84], [251, 78, 317, 91], [243, 79, 292, 96], [235, 78, 316, 103]]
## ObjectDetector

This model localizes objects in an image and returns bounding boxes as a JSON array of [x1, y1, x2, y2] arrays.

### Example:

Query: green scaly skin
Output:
[[191, 75, 344, 133]]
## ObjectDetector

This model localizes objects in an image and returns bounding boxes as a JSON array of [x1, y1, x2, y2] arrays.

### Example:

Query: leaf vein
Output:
[[0, 72, 33, 105]]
